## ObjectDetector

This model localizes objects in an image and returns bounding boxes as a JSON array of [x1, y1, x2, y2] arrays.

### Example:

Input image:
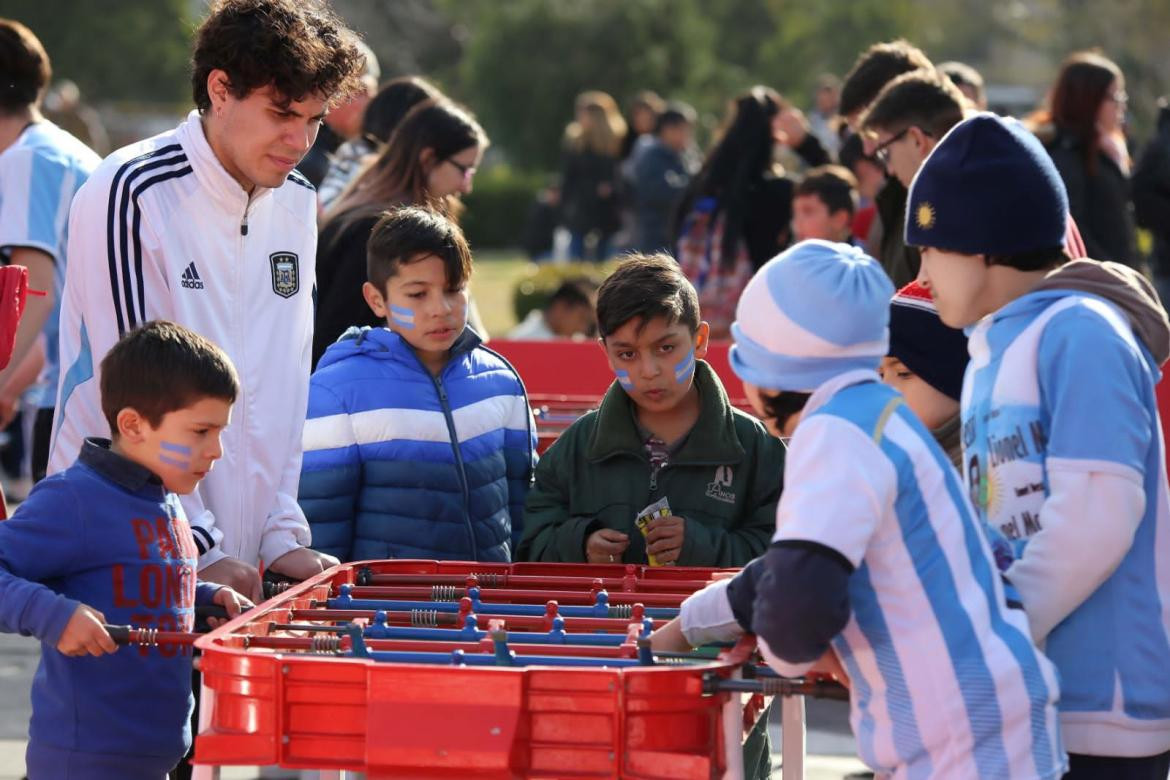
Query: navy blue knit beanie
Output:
[[905, 113, 1068, 255], [888, 282, 968, 401]]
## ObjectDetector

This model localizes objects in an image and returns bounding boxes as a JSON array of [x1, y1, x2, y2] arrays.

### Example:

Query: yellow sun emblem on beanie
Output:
[[916, 202, 936, 229]]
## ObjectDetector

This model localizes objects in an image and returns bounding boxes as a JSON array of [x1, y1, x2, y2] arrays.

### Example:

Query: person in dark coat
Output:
[[1035, 51, 1138, 268], [559, 91, 627, 260]]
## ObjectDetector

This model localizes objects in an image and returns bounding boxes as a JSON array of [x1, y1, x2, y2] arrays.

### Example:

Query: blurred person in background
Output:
[[317, 75, 442, 213], [620, 89, 664, 161], [1134, 97, 1170, 303], [314, 98, 487, 365], [807, 73, 841, 159], [1033, 51, 1138, 268], [672, 86, 830, 338], [939, 60, 988, 111], [629, 101, 697, 253], [295, 36, 379, 188], [560, 91, 626, 261], [838, 132, 885, 250], [508, 278, 598, 341]]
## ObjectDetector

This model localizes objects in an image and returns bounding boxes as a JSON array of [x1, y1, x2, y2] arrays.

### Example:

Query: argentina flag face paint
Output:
[[389, 304, 415, 330], [158, 441, 192, 469], [615, 368, 635, 390], [673, 348, 696, 385]]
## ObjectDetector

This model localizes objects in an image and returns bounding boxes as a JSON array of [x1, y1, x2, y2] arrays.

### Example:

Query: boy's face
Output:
[[660, 122, 693, 152], [547, 300, 596, 339], [878, 356, 959, 430], [601, 316, 709, 413], [792, 194, 851, 242], [206, 74, 329, 192], [917, 247, 992, 329], [363, 253, 469, 356], [742, 381, 801, 438], [119, 397, 232, 495], [872, 125, 933, 188]]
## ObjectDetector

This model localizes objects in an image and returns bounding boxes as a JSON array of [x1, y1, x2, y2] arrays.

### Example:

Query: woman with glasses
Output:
[[1033, 51, 1138, 267], [312, 97, 488, 365]]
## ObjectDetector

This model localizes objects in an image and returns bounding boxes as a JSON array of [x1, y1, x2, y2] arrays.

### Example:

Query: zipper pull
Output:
[[240, 218, 248, 236], [649, 467, 658, 492]]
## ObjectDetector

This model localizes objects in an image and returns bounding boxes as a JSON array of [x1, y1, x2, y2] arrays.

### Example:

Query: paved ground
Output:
[[0, 633, 867, 779]]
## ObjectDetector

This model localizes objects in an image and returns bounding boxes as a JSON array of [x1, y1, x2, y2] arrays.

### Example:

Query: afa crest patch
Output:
[[270, 252, 299, 298]]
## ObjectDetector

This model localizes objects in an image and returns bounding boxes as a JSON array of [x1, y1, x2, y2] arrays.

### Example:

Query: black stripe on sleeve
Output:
[[191, 525, 215, 555], [129, 165, 193, 323]]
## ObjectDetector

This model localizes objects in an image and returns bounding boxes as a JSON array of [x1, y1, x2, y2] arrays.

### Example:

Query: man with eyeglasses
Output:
[[858, 68, 966, 285]]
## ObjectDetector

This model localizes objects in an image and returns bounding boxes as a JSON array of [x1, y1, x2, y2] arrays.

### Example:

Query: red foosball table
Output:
[[176, 560, 845, 779]]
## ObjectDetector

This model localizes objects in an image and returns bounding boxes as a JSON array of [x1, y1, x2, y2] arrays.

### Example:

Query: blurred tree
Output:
[[6, 0, 193, 105]]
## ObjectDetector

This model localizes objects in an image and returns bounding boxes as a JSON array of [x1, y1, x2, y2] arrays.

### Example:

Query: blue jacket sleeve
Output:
[[0, 479, 86, 645], [505, 385, 537, 556], [749, 541, 854, 665], [195, 582, 223, 607], [298, 380, 361, 561]]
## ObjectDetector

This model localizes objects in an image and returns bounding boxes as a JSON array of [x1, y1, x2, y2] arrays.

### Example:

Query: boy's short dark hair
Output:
[[100, 321, 239, 434], [986, 247, 1068, 272], [840, 39, 933, 118], [938, 60, 986, 106], [0, 19, 51, 114], [655, 102, 696, 134], [366, 205, 473, 293], [596, 254, 700, 339], [757, 390, 812, 433], [860, 68, 966, 139], [192, 0, 366, 112], [795, 165, 859, 216]]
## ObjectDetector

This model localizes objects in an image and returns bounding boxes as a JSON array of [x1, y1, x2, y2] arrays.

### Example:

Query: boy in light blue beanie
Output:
[[910, 112, 1170, 778], [654, 238, 1066, 779]]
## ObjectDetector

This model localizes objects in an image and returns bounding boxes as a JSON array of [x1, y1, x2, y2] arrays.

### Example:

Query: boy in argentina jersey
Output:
[[911, 113, 1170, 778], [654, 239, 1066, 779]]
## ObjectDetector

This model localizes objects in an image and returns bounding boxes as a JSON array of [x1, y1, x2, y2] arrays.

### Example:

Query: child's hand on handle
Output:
[[266, 547, 339, 581], [585, 529, 629, 564], [205, 587, 255, 630], [645, 515, 685, 565], [57, 604, 118, 657]]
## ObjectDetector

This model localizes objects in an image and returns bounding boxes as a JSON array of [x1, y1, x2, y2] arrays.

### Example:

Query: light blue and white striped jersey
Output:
[[963, 288, 1170, 756], [0, 121, 99, 407], [773, 369, 1065, 779]]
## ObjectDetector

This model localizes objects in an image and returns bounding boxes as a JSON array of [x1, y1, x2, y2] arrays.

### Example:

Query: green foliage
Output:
[[455, 0, 721, 171], [511, 260, 616, 323], [460, 165, 546, 250], [7, 0, 194, 105]]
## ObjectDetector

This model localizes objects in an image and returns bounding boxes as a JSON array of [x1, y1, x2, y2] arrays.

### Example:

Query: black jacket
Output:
[[1046, 129, 1138, 268], [312, 211, 384, 367], [560, 147, 622, 235], [1134, 107, 1170, 276], [874, 178, 920, 287]]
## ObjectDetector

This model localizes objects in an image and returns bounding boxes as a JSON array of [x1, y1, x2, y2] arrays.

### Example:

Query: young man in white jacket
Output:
[[49, 0, 366, 599]]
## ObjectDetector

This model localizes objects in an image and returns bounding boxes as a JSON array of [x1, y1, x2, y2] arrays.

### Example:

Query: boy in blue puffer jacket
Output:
[[299, 206, 536, 562]]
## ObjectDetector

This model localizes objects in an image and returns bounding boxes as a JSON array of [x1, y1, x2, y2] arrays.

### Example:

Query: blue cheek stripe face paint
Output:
[[159, 441, 192, 470], [615, 369, 634, 390], [673, 348, 696, 384], [389, 304, 416, 330]]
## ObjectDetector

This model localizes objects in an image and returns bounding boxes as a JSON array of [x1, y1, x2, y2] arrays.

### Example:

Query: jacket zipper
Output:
[[428, 369, 477, 561], [235, 201, 249, 560]]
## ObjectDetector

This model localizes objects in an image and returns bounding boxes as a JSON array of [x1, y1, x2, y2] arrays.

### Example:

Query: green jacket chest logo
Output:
[[705, 465, 737, 505]]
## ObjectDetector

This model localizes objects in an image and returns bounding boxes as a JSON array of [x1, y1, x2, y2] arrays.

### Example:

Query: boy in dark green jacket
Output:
[[517, 253, 784, 567]]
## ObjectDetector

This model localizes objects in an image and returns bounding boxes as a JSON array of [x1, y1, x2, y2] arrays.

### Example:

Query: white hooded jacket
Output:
[[49, 110, 317, 569]]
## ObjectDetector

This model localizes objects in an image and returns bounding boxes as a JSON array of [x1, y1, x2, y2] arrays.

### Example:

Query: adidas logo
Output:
[[180, 262, 204, 290]]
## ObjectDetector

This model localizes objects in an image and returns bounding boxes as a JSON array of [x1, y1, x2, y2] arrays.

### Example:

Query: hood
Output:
[[316, 325, 483, 371], [1032, 258, 1170, 366]]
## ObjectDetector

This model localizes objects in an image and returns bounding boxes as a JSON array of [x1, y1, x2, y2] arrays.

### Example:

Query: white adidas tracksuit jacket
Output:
[[48, 110, 317, 569]]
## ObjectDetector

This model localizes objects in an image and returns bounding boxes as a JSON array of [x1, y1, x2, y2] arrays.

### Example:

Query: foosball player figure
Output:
[[654, 239, 1068, 779], [518, 253, 785, 567], [0, 321, 251, 779]]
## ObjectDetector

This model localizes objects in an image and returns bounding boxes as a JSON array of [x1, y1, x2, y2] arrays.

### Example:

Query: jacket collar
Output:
[[78, 437, 166, 496], [177, 110, 274, 218], [586, 360, 745, 465], [802, 368, 881, 418]]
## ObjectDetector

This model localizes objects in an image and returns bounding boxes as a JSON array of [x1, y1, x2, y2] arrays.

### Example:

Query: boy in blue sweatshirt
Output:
[[0, 321, 251, 779], [910, 113, 1170, 778], [300, 206, 536, 562]]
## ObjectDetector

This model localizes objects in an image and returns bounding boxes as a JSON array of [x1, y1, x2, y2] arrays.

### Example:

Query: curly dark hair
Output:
[[191, 0, 366, 112]]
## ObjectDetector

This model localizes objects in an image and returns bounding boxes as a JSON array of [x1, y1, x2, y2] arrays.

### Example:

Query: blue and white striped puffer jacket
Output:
[[299, 326, 536, 562]]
